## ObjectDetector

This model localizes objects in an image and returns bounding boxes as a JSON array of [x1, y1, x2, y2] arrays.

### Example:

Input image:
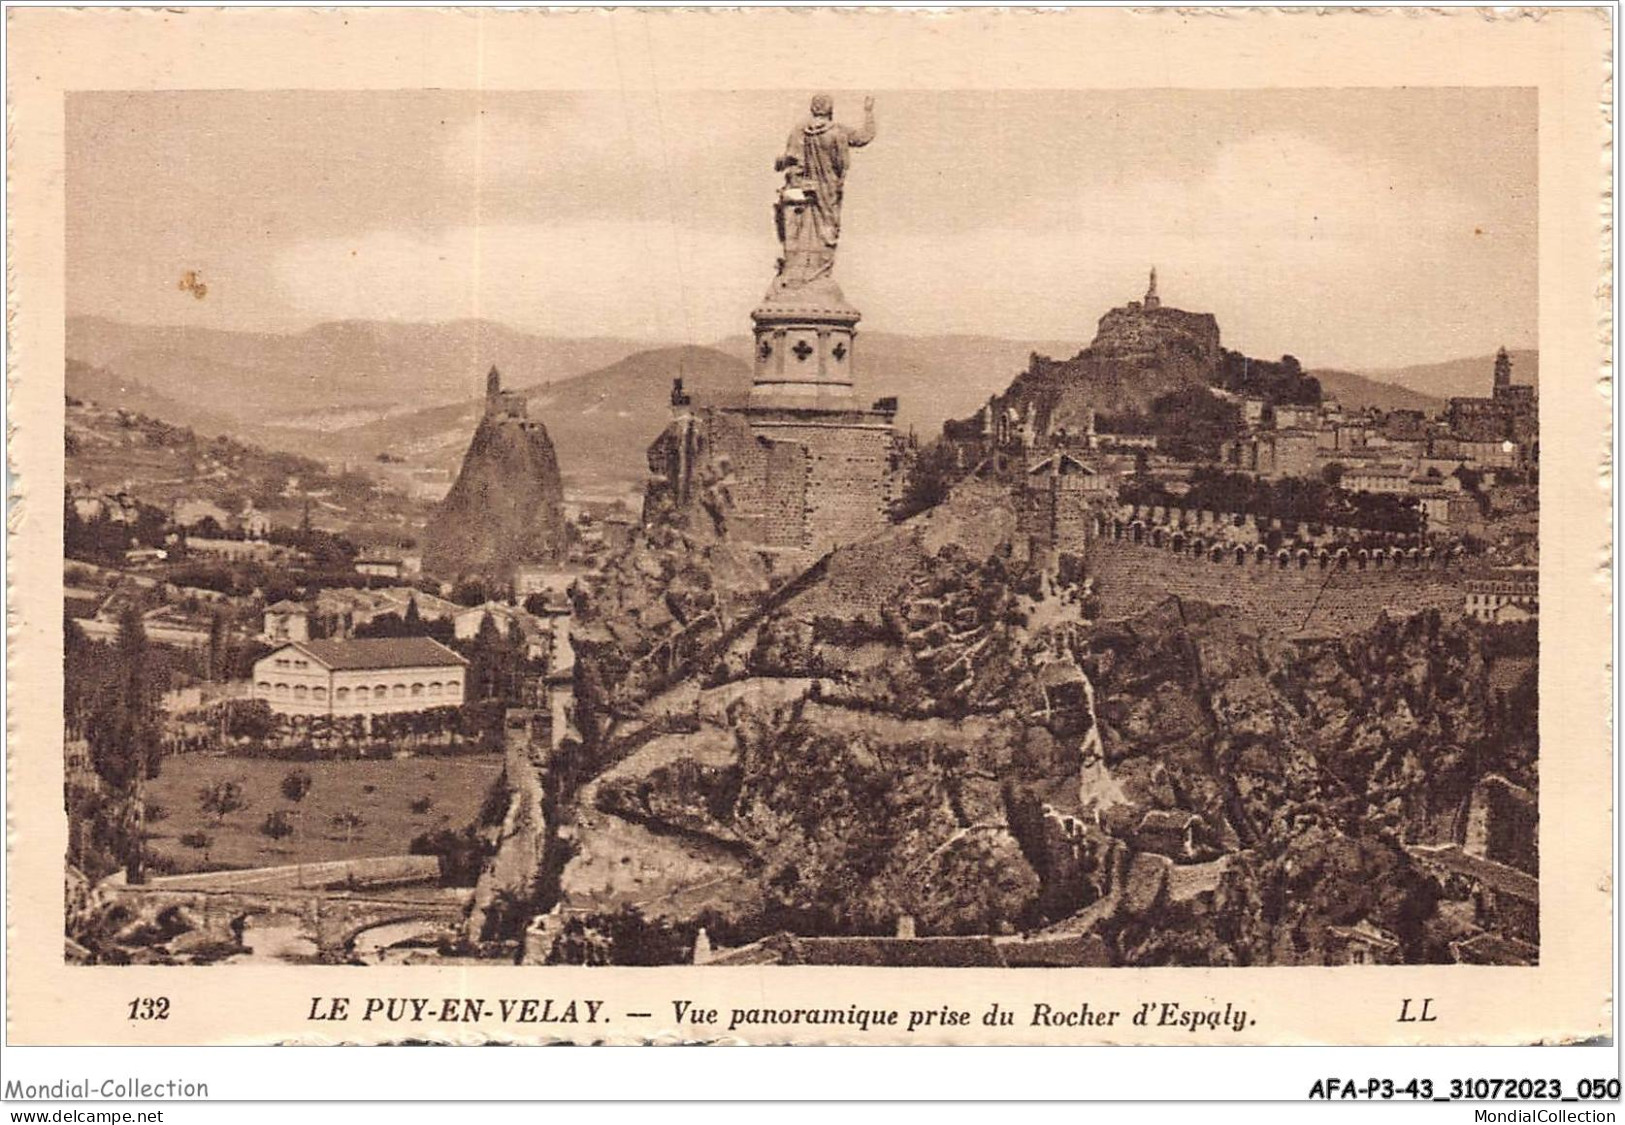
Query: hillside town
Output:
[[64, 94, 1537, 972]]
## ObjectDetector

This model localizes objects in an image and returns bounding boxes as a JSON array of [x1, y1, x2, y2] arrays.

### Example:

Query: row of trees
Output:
[[1213, 350, 1324, 406], [66, 608, 168, 882], [213, 699, 502, 755], [1096, 386, 1246, 462]]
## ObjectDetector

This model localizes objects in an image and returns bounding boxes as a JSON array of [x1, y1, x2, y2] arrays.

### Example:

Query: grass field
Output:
[[142, 753, 505, 873]]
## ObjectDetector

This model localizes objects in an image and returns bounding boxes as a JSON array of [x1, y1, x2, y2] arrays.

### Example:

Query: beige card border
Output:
[[6, 6, 1612, 1047]]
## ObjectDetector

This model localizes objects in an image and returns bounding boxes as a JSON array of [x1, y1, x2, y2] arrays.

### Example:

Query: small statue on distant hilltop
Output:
[[773, 93, 876, 286]]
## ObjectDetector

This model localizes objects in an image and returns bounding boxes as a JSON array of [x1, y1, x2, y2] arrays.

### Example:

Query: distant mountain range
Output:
[[65, 315, 1535, 491], [1362, 349, 1539, 401], [1308, 368, 1446, 414], [66, 315, 649, 433], [1309, 349, 1536, 414]]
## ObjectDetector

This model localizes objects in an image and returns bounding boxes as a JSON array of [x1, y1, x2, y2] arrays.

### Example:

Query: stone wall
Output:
[[789, 421, 898, 555], [1084, 536, 1464, 637], [809, 530, 927, 618], [761, 438, 812, 549], [653, 406, 897, 556]]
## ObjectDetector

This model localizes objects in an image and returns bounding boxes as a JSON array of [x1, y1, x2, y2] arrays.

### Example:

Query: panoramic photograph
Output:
[[61, 87, 1538, 968]]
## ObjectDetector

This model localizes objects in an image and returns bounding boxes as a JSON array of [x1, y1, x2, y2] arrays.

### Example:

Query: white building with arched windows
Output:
[[252, 637, 468, 717]]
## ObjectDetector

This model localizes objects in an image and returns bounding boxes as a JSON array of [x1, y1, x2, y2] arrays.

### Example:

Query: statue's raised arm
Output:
[[848, 95, 877, 148], [773, 93, 876, 285]]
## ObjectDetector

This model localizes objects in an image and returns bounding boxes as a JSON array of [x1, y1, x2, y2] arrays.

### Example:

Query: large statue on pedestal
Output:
[[773, 93, 876, 285]]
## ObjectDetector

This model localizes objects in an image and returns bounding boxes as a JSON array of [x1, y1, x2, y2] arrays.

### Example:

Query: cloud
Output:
[[271, 125, 1529, 366]]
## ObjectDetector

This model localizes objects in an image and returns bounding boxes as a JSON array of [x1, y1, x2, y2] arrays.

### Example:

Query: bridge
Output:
[[106, 856, 472, 958]]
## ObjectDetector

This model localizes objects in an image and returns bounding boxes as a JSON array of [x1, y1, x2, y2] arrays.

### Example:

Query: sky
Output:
[[66, 88, 1536, 369]]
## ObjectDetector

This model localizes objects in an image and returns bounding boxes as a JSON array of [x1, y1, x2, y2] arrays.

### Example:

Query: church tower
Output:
[[1143, 266, 1161, 310], [1493, 346, 1513, 396]]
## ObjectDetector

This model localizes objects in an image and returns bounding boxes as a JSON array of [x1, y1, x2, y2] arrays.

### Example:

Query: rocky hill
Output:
[[67, 359, 242, 440], [545, 476, 1536, 963], [64, 384, 423, 538], [423, 407, 567, 581], [1001, 301, 1223, 437]]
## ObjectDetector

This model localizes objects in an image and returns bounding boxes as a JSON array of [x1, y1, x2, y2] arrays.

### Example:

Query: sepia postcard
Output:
[[4, 6, 1613, 1048]]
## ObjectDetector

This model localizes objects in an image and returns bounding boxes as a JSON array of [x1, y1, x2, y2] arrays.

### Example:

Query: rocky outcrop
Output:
[[424, 410, 565, 582], [547, 468, 1536, 964], [999, 299, 1222, 437]]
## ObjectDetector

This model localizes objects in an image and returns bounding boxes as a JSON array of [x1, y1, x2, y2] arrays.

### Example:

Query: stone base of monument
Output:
[[748, 275, 867, 410]]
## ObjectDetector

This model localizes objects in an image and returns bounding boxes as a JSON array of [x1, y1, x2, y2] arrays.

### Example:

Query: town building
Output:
[[309, 586, 459, 639], [1019, 451, 1117, 555], [262, 599, 311, 643], [1444, 347, 1538, 448], [453, 601, 552, 662], [1417, 492, 1482, 535], [355, 553, 404, 580], [251, 636, 467, 718], [514, 564, 575, 602], [1341, 466, 1414, 495], [1271, 403, 1319, 431], [1325, 920, 1402, 966], [238, 501, 271, 540], [1464, 568, 1538, 622]]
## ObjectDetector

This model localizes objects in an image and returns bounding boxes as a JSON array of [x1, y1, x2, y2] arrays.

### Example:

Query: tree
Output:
[[280, 769, 313, 805], [451, 579, 489, 608], [206, 610, 226, 681], [260, 809, 295, 845], [83, 606, 167, 883], [330, 811, 366, 845], [179, 830, 214, 867], [197, 779, 249, 826], [465, 611, 523, 702], [409, 825, 487, 886]]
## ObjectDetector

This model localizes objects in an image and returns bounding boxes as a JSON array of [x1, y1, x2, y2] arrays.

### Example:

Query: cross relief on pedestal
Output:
[[792, 339, 814, 362]]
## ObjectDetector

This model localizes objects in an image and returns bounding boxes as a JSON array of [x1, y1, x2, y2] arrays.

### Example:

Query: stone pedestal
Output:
[[749, 274, 862, 409]]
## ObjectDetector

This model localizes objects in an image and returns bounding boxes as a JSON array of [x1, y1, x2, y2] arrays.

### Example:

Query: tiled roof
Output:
[[265, 600, 307, 613], [286, 637, 467, 671]]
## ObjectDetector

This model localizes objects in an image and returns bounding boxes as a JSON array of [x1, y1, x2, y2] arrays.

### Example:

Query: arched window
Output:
[[393, 683, 407, 699], [411, 683, 424, 698], [257, 681, 272, 694], [428, 682, 441, 697], [336, 687, 350, 703], [294, 685, 308, 700], [375, 684, 388, 699], [276, 683, 290, 697], [354, 686, 369, 702], [313, 686, 327, 701]]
